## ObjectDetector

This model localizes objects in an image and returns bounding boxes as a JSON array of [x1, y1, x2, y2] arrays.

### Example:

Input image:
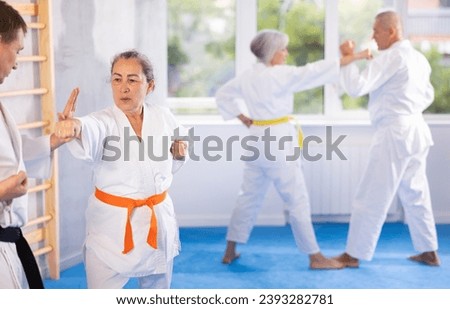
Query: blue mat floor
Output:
[[45, 223, 450, 289]]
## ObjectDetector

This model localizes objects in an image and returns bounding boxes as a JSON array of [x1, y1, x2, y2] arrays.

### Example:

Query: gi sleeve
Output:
[[22, 135, 52, 179], [215, 78, 245, 120], [275, 59, 340, 93], [340, 50, 403, 97], [66, 115, 107, 163]]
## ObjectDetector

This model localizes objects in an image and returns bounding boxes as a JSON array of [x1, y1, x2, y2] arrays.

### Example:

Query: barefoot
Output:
[[408, 251, 440, 266], [332, 252, 359, 268], [222, 240, 240, 264], [309, 252, 345, 270], [222, 252, 241, 264]]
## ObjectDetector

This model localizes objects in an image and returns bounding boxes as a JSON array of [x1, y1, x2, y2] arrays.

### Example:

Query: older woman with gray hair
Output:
[[215, 29, 368, 269]]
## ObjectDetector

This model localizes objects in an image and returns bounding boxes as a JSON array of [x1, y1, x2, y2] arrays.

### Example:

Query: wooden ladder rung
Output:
[[17, 55, 47, 63], [34, 246, 53, 257], [24, 214, 52, 228], [10, 3, 38, 16], [28, 182, 52, 194], [27, 22, 46, 30], [24, 228, 45, 245], [0, 88, 48, 98], [17, 120, 50, 130]]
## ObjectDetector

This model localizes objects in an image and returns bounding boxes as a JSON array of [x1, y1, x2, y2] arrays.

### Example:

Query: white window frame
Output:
[[167, 0, 449, 123], [168, 0, 368, 121], [167, 0, 257, 115]]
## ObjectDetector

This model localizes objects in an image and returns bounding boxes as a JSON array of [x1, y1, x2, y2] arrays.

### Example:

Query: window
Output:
[[338, 0, 384, 111], [258, 0, 325, 114], [167, 0, 235, 114], [167, 0, 450, 116], [408, 0, 450, 113]]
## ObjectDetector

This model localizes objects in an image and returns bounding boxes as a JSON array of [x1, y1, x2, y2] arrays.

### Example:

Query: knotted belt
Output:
[[94, 188, 167, 254], [0, 226, 44, 288], [252, 115, 304, 148]]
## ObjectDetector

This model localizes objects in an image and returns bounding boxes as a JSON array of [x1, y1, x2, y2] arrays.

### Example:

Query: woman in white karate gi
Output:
[[215, 29, 368, 269], [55, 50, 188, 288], [1, 1, 77, 288]]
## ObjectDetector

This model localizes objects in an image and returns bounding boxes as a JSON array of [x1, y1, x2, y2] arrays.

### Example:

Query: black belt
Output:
[[0, 226, 44, 288]]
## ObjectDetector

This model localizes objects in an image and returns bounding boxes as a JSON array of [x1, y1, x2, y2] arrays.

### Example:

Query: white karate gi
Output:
[[216, 59, 339, 254], [67, 103, 185, 288], [340, 40, 438, 260], [0, 102, 51, 289]]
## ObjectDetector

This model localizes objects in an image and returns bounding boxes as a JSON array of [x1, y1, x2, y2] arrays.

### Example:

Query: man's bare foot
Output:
[[309, 252, 345, 270], [408, 251, 440, 266], [333, 252, 359, 268]]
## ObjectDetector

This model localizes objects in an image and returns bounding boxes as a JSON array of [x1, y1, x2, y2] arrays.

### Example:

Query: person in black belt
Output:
[[0, 0, 77, 288]]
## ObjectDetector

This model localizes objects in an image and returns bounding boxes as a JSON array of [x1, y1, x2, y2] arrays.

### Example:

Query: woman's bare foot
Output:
[[222, 253, 241, 264], [332, 252, 359, 268], [408, 251, 440, 266], [309, 252, 345, 270], [222, 241, 240, 264]]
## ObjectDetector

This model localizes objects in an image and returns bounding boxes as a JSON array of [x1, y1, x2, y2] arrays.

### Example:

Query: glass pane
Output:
[[408, 0, 450, 113], [167, 0, 235, 103], [258, 0, 325, 114], [338, 0, 384, 111]]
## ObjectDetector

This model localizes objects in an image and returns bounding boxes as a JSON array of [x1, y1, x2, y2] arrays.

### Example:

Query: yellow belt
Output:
[[252, 116, 304, 148]]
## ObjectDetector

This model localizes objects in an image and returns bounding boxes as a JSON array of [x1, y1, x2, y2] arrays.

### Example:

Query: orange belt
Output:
[[95, 187, 167, 254]]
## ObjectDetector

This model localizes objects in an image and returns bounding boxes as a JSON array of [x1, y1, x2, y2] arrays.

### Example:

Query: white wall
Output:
[[425, 123, 450, 223], [170, 121, 450, 226]]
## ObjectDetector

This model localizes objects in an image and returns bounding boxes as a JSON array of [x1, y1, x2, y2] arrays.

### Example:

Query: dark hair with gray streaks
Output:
[[111, 50, 155, 84]]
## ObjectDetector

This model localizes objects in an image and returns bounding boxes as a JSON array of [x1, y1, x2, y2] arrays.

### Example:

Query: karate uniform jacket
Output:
[[67, 103, 186, 276]]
